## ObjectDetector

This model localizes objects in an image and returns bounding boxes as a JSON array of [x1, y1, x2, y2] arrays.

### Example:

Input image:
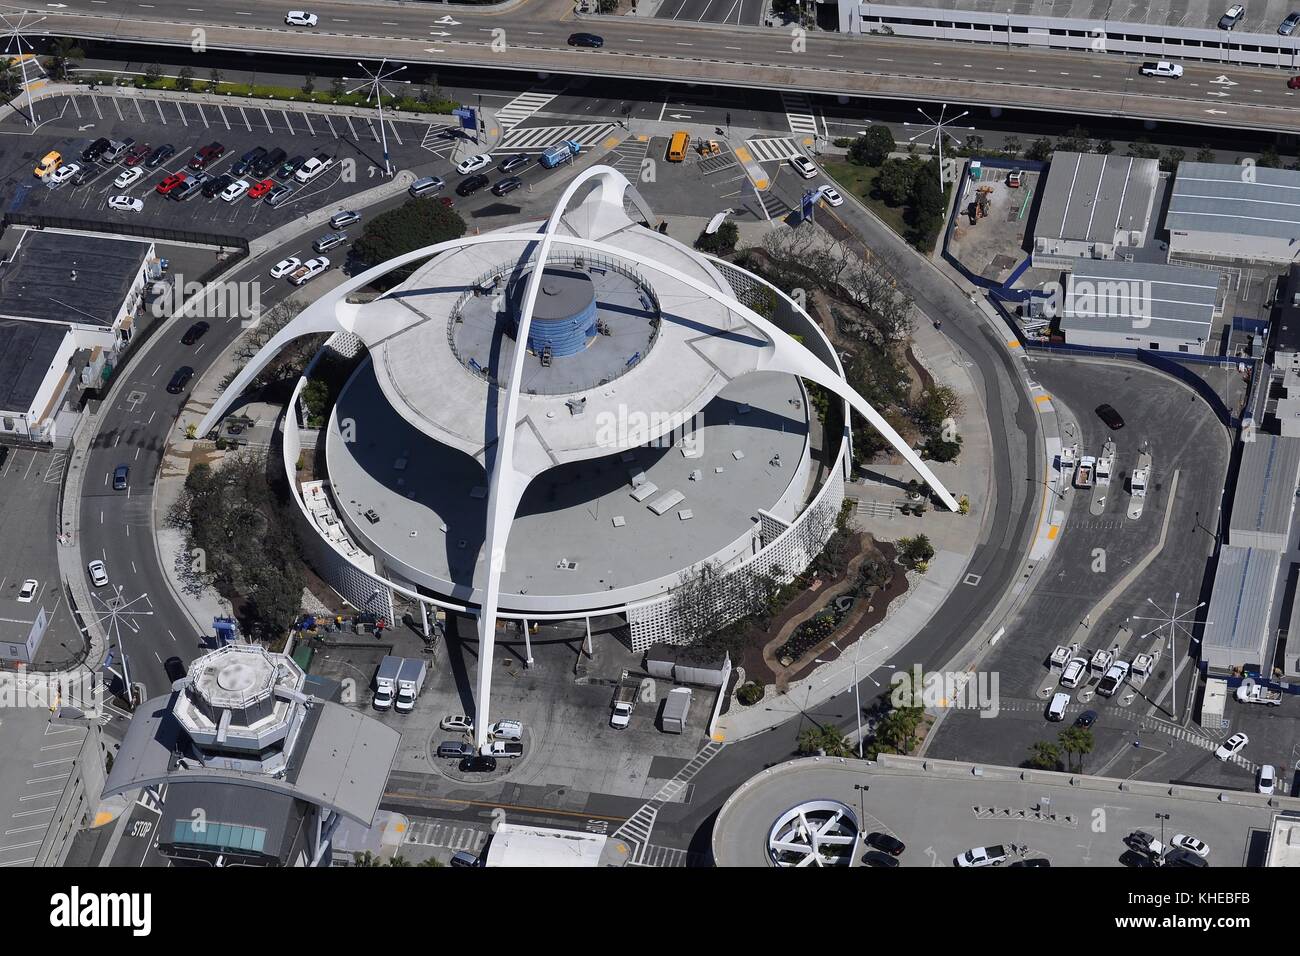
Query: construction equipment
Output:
[[697, 139, 721, 157]]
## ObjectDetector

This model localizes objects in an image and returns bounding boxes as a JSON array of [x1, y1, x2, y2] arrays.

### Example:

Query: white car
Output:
[[1046, 692, 1070, 721], [954, 845, 1007, 868], [294, 156, 333, 183], [1258, 764, 1277, 795], [87, 560, 109, 588], [789, 155, 818, 179], [221, 179, 251, 202], [113, 167, 144, 189], [48, 163, 81, 185], [1170, 834, 1210, 858], [456, 154, 492, 175], [107, 195, 143, 213], [285, 10, 319, 26], [1215, 731, 1249, 761], [289, 256, 330, 286], [440, 714, 474, 733], [270, 257, 301, 279], [1139, 60, 1184, 78], [1096, 661, 1130, 698], [1060, 658, 1087, 688], [819, 185, 844, 207], [17, 579, 38, 603], [489, 719, 523, 741]]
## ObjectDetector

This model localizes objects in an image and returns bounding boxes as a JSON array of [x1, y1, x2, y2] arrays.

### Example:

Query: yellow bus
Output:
[[666, 131, 689, 163]]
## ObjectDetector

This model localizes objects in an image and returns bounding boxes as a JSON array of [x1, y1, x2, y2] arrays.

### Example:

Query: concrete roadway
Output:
[[18, 0, 1300, 132]]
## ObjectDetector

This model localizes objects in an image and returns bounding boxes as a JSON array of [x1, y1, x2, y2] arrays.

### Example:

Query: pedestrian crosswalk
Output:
[[754, 190, 792, 222], [496, 123, 614, 154], [606, 136, 651, 177], [494, 91, 557, 130], [780, 91, 819, 142], [744, 137, 804, 164], [612, 740, 724, 866], [404, 818, 491, 852]]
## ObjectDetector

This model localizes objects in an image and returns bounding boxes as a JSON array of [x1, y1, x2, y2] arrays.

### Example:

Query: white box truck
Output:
[[373, 655, 401, 711], [661, 686, 692, 734], [394, 658, 428, 714]]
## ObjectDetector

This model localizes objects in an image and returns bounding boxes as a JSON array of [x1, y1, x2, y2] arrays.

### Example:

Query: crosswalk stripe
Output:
[[780, 91, 819, 140], [496, 123, 614, 153], [494, 91, 557, 130], [744, 137, 804, 163]]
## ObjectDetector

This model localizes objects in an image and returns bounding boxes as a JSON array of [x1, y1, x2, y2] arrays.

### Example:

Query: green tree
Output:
[[797, 724, 853, 758], [330, 75, 346, 98], [206, 68, 223, 93], [922, 434, 962, 463], [1057, 726, 1094, 773], [144, 63, 163, 85], [1160, 147, 1185, 174], [874, 705, 925, 755], [907, 160, 945, 245], [47, 37, 84, 81], [1026, 741, 1062, 771], [1257, 146, 1283, 168], [876, 158, 916, 206], [0, 58, 19, 101], [1056, 125, 1091, 154], [849, 125, 895, 167], [695, 219, 738, 255], [352, 197, 468, 290], [1126, 138, 1161, 160], [175, 66, 194, 91], [302, 72, 316, 95], [1194, 146, 1216, 163], [1002, 135, 1021, 157], [1024, 137, 1054, 162]]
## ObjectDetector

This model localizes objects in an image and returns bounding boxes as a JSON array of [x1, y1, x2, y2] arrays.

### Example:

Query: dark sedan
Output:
[[866, 832, 905, 856], [568, 32, 604, 47], [863, 850, 900, 868], [499, 153, 531, 174], [145, 144, 176, 169], [456, 173, 490, 196], [181, 321, 210, 345], [1095, 403, 1124, 430], [491, 176, 524, 197], [166, 366, 194, 394]]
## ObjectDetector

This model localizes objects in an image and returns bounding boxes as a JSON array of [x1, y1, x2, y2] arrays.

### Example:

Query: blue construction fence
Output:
[[941, 155, 1049, 295], [1218, 672, 1300, 698]]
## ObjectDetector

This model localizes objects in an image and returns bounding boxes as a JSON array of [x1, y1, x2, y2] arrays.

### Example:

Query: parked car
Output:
[[1046, 692, 1069, 721], [789, 155, 818, 179], [491, 176, 523, 196], [17, 579, 38, 603], [1170, 834, 1210, 858], [188, 142, 225, 171], [202, 173, 236, 199], [409, 175, 445, 197], [112, 464, 129, 490], [170, 174, 207, 201], [1008, 858, 1051, 867], [270, 257, 301, 279], [107, 195, 144, 213], [166, 366, 195, 394], [220, 179, 251, 202], [499, 154, 531, 174], [1219, 3, 1245, 29], [181, 321, 210, 345], [489, 720, 523, 741], [436, 741, 475, 759], [866, 832, 905, 856], [567, 32, 604, 47], [265, 184, 295, 207], [456, 154, 492, 175], [145, 144, 176, 168], [1120, 849, 1157, 867], [1095, 403, 1125, 429], [459, 755, 497, 773], [1163, 846, 1209, 867], [449, 850, 481, 867], [294, 153, 334, 183], [123, 143, 151, 167], [154, 172, 186, 195], [1139, 60, 1184, 78], [1060, 658, 1087, 688], [232, 147, 266, 177], [1280, 12, 1300, 35], [819, 185, 844, 206], [1096, 661, 1130, 698], [1258, 764, 1277, 795], [253, 147, 287, 177], [954, 845, 1007, 867], [87, 560, 109, 588], [456, 173, 490, 196], [1006, 168, 1024, 187], [113, 167, 144, 189], [48, 164, 81, 185], [285, 10, 319, 26], [488, 740, 524, 759], [1215, 732, 1249, 761], [312, 232, 347, 253], [329, 209, 361, 229], [33, 149, 61, 178], [1074, 709, 1098, 729], [279, 155, 306, 178], [248, 178, 276, 200], [440, 715, 474, 733], [1125, 831, 1165, 860], [81, 137, 111, 163], [863, 850, 900, 868]]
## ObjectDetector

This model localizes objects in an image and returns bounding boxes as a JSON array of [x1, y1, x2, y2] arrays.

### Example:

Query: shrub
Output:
[[897, 534, 935, 569], [737, 682, 764, 706]]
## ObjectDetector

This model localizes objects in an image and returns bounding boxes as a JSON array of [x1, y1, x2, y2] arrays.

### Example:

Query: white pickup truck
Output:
[[955, 845, 1007, 868], [289, 256, 330, 286], [1236, 683, 1283, 706]]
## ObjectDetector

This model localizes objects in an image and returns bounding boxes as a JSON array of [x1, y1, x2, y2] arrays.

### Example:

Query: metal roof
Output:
[[1202, 545, 1279, 665], [1229, 433, 1300, 542], [1034, 151, 1159, 244], [0, 319, 68, 413], [1167, 162, 1300, 242], [0, 232, 150, 327], [1061, 259, 1218, 341], [483, 823, 607, 867]]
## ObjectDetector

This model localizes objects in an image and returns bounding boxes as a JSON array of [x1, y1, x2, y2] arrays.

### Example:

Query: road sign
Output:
[[801, 189, 819, 220], [453, 107, 477, 132]]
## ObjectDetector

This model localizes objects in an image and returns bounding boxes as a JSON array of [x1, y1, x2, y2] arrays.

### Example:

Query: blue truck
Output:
[[539, 140, 581, 169]]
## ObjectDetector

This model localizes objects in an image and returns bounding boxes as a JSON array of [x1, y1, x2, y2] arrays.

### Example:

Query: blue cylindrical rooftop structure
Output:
[[510, 267, 597, 357]]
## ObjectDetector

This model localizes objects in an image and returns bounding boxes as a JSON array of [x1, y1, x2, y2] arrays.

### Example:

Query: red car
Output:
[[155, 172, 187, 195], [439, 196, 455, 208], [1289, 76, 1300, 89], [248, 178, 275, 200], [123, 143, 151, 167]]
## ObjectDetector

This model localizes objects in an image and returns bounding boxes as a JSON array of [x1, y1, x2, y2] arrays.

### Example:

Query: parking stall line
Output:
[[238, 106, 252, 132], [111, 97, 124, 122], [260, 108, 273, 133], [69, 96, 81, 118], [154, 100, 166, 125], [301, 111, 315, 135], [198, 103, 209, 128], [133, 99, 145, 123], [366, 117, 381, 145], [324, 114, 338, 138], [217, 104, 230, 130], [280, 109, 293, 134], [387, 120, 403, 146], [176, 101, 187, 126], [344, 114, 358, 139], [91, 97, 103, 120]]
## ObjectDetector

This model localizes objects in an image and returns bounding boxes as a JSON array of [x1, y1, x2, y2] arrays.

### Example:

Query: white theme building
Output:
[[1031, 152, 1160, 269], [1166, 162, 1300, 264], [199, 167, 959, 750]]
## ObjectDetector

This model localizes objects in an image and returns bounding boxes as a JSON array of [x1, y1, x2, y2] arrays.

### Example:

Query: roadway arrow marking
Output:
[[1204, 108, 1228, 114], [1206, 91, 1230, 97], [668, 113, 693, 119], [46, 3, 67, 7], [435, 16, 460, 25], [78, 123, 95, 130], [429, 31, 451, 37], [1210, 75, 1238, 85], [424, 48, 445, 54]]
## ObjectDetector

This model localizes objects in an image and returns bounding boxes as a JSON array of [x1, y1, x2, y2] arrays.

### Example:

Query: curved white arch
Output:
[[205, 167, 960, 751]]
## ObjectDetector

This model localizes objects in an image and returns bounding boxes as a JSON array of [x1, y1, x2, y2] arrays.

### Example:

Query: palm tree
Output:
[[1026, 741, 1061, 771], [798, 724, 852, 758], [47, 37, 84, 81], [1057, 727, 1094, 773]]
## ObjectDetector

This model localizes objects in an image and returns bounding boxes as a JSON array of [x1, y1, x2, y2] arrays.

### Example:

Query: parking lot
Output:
[[2, 93, 453, 232]]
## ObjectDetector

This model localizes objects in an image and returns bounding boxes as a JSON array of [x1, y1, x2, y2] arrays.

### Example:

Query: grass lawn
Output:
[[822, 158, 950, 253]]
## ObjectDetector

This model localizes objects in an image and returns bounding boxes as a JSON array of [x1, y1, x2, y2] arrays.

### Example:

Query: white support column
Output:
[[522, 618, 534, 668], [585, 617, 594, 657], [420, 601, 431, 639]]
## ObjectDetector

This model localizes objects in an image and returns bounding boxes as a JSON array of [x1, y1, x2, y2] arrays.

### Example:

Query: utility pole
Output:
[[348, 59, 406, 177]]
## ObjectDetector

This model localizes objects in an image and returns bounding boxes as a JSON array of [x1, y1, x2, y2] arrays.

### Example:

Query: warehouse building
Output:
[[1031, 152, 1160, 269], [1059, 259, 1219, 353], [1201, 545, 1280, 673], [1227, 433, 1300, 551], [1166, 162, 1300, 264]]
